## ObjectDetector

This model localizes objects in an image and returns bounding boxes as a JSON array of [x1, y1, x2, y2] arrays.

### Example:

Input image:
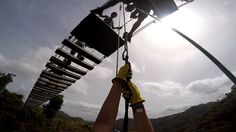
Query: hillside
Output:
[[0, 89, 91, 132], [116, 85, 236, 132]]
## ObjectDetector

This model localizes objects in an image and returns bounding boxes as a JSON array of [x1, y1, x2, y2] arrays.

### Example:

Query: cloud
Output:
[[131, 62, 146, 74], [160, 105, 190, 117], [186, 75, 232, 95], [89, 65, 113, 80], [142, 81, 183, 96], [0, 46, 56, 100], [62, 100, 101, 121], [139, 73, 233, 118], [0, 46, 55, 80], [68, 78, 90, 95], [141, 73, 233, 98]]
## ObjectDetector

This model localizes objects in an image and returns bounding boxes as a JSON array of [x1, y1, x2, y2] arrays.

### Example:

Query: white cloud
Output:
[[142, 81, 183, 96], [160, 105, 190, 117], [0, 46, 55, 80], [186, 75, 232, 95], [89, 65, 113, 79], [130, 62, 146, 74], [138, 73, 233, 118], [62, 100, 101, 121], [69, 78, 90, 95]]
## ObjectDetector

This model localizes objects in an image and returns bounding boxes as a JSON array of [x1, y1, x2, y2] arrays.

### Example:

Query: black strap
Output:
[[123, 62, 131, 132], [123, 99, 129, 132]]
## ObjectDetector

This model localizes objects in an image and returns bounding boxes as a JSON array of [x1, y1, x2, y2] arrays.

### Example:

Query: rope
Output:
[[133, 20, 156, 36], [115, 3, 122, 75], [121, 3, 130, 132], [113, 3, 123, 131]]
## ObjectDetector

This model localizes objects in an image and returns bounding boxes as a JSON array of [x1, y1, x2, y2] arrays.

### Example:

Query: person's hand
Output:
[[122, 81, 145, 105], [130, 11, 138, 19], [113, 64, 131, 82]]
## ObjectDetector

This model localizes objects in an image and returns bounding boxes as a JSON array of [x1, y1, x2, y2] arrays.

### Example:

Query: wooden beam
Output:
[[42, 70, 76, 83], [29, 96, 49, 103], [49, 56, 87, 76], [27, 98, 45, 103], [46, 62, 81, 79], [28, 96, 47, 102], [31, 89, 56, 97], [30, 93, 50, 100], [24, 101, 41, 107], [40, 73, 72, 86], [38, 78, 68, 89], [35, 81, 65, 91], [62, 39, 102, 64], [34, 86, 60, 94], [55, 48, 94, 70]]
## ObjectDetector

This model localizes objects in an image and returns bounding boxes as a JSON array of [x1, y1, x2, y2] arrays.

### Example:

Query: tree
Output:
[[43, 95, 64, 119], [0, 73, 15, 91]]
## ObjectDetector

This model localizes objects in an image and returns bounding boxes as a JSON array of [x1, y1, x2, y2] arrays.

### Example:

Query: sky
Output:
[[0, 0, 236, 121]]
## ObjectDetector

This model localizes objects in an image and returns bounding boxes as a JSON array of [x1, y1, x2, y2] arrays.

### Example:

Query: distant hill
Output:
[[116, 85, 236, 132], [0, 89, 91, 132]]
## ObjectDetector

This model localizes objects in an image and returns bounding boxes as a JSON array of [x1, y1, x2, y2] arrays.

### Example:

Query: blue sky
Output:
[[0, 0, 236, 121]]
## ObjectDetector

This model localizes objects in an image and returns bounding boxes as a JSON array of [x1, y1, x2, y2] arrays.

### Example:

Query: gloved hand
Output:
[[122, 81, 145, 106], [130, 11, 138, 19], [113, 64, 131, 82]]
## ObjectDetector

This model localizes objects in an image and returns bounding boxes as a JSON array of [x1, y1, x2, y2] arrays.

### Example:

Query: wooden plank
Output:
[[32, 89, 56, 97], [40, 74, 72, 86], [40, 72, 72, 86], [62, 39, 102, 64], [24, 101, 40, 107], [34, 86, 60, 94], [38, 77, 68, 88], [27, 99, 46, 106], [29, 96, 48, 102], [49, 56, 87, 76], [27, 97, 45, 103], [25, 102, 41, 107], [35, 81, 64, 91], [28, 96, 47, 102], [55, 48, 94, 70], [151, 0, 178, 18], [31, 92, 54, 99], [31, 93, 50, 100], [71, 13, 125, 57], [42, 70, 76, 83], [46, 62, 81, 79]]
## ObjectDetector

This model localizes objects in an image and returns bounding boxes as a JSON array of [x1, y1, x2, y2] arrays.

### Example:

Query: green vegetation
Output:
[[43, 95, 64, 119], [151, 85, 236, 132], [2, 72, 236, 131], [116, 85, 236, 132], [0, 73, 91, 132]]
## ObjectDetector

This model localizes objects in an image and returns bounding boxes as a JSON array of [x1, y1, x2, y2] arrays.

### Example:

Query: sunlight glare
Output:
[[141, 8, 205, 49]]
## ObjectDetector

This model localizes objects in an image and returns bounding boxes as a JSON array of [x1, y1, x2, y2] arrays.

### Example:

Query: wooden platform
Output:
[[152, 0, 178, 18], [71, 13, 125, 57]]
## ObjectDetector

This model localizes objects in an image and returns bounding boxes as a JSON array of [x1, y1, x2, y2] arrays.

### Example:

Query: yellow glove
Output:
[[123, 81, 145, 106], [113, 64, 131, 82]]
